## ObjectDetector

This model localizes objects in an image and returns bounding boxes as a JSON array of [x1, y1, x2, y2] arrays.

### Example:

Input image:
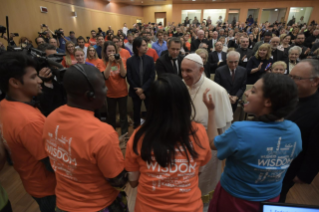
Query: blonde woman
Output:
[[61, 41, 77, 68], [86, 46, 103, 69], [195, 48, 210, 77], [246, 43, 273, 84], [271, 61, 287, 74], [277, 34, 291, 54], [74, 48, 94, 66]]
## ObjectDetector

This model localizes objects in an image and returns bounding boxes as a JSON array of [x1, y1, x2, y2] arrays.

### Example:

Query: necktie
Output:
[[139, 57, 143, 86], [231, 69, 235, 82], [172, 59, 178, 74]]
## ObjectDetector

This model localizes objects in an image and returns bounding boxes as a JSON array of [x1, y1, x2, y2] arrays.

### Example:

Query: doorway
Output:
[[155, 12, 167, 27]]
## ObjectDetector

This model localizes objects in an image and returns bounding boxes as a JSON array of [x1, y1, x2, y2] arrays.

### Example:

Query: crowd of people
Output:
[[0, 14, 319, 212]]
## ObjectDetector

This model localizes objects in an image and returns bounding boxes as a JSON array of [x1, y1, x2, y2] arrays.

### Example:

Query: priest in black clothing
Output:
[[190, 30, 208, 52], [236, 37, 253, 68], [279, 60, 319, 202], [270, 37, 286, 62]]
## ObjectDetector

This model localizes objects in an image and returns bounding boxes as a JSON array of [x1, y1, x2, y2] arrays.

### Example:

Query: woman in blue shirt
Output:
[[246, 15, 254, 26], [246, 43, 273, 84], [202, 73, 302, 212]]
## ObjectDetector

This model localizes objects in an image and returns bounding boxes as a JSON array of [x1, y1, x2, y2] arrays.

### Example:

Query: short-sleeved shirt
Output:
[[61, 55, 77, 68], [146, 48, 159, 62], [86, 58, 103, 70], [43, 105, 125, 211], [0, 99, 56, 198], [125, 122, 212, 212], [119, 48, 131, 69], [89, 38, 96, 46], [214, 120, 302, 201], [99, 61, 128, 98]]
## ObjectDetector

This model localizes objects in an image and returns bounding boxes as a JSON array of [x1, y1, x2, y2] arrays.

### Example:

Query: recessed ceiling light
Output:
[[301, 8, 304, 10], [275, 9, 278, 11], [192, 0, 196, 1]]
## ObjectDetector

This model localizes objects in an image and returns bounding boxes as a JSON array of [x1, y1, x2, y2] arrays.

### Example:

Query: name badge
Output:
[[243, 58, 248, 62], [250, 45, 252, 48]]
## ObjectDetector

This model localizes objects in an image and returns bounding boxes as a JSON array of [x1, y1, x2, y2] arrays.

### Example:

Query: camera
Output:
[[114, 54, 120, 60], [53, 29, 64, 39]]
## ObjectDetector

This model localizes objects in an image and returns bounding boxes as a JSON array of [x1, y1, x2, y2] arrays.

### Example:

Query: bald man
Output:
[[191, 30, 208, 52], [43, 64, 128, 212], [270, 37, 286, 63]]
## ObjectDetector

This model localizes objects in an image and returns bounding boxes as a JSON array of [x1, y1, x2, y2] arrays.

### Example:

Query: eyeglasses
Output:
[[289, 75, 316, 81]]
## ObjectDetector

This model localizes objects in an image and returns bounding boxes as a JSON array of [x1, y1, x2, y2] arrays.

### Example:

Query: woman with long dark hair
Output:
[[206, 73, 302, 212], [125, 74, 212, 212]]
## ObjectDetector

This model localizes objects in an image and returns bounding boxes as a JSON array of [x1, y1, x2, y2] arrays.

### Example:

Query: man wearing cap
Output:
[[181, 53, 233, 212]]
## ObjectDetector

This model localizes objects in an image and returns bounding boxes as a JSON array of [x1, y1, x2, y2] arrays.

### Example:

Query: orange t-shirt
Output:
[[99, 61, 128, 98], [125, 122, 212, 212], [86, 58, 103, 70], [124, 39, 128, 43], [146, 48, 159, 62], [85, 43, 90, 47], [89, 38, 96, 46], [185, 42, 191, 51], [104, 37, 109, 42], [61, 55, 77, 68], [0, 100, 56, 198], [119, 48, 131, 68], [43, 105, 125, 211]]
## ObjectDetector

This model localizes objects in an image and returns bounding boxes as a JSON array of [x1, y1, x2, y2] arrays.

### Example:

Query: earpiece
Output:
[[73, 64, 96, 100]]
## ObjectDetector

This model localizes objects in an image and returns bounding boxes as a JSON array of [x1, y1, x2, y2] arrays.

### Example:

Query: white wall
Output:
[[228, 13, 239, 24], [182, 10, 202, 23]]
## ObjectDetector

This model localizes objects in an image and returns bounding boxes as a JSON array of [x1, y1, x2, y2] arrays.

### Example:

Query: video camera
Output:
[[7, 45, 67, 82], [53, 29, 64, 39]]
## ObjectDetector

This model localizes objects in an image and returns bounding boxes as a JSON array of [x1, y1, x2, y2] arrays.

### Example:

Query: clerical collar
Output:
[[189, 74, 204, 90]]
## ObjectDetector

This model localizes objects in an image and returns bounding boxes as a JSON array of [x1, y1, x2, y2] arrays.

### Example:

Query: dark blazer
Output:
[[208, 39, 219, 52], [246, 56, 273, 84], [191, 38, 208, 52], [215, 65, 247, 99], [227, 40, 239, 49], [310, 42, 319, 55], [127, 55, 155, 97], [236, 48, 253, 68], [208, 51, 227, 74], [271, 49, 286, 63], [155, 53, 184, 78]]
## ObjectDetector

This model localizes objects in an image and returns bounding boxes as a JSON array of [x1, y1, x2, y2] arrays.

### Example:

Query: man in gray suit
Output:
[[214, 51, 247, 111]]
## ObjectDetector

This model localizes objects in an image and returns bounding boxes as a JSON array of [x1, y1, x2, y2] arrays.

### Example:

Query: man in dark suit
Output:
[[156, 37, 184, 78], [208, 41, 226, 74], [214, 51, 246, 111], [127, 37, 155, 129], [310, 42, 319, 55], [190, 30, 208, 52], [208, 31, 219, 52], [236, 36, 253, 68], [270, 36, 286, 62]]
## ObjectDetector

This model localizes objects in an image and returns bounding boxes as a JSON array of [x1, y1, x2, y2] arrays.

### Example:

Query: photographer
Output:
[[100, 41, 128, 135], [55, 28, 70, 53], [0, 52, 56, 212], [39, 24, 52, 43]]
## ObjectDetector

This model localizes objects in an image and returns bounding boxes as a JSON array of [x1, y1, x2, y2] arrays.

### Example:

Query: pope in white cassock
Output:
[[181, 53, 233, 212]]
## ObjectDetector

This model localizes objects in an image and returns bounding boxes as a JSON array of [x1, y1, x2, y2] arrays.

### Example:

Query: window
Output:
[[287, 7, 313, 25], [203, 9, 226, 25], [181, 10, 202, 25]]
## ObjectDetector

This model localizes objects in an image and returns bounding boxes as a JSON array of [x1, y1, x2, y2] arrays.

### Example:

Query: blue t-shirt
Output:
[[58, 36, 70, 53], [215, 120, 302, 201], [93, 45, 102, 59]]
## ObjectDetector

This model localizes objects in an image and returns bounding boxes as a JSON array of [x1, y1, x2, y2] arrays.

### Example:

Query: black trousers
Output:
[[132, 95, 149, 129], [32, 195, 56, 212], [1, 200, 12, 212], [107, 96, 128, 135]]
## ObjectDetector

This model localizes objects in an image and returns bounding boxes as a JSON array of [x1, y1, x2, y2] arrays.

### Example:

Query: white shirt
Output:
[[229, 68, 236, 76], [75, 46, 88, 60], [122, 26, 128, 35], [186, 74, 233, 196]]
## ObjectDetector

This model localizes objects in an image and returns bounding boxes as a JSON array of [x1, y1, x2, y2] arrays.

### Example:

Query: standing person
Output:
[[208, 41, 227, 74], [125, 74, 212, 212], [156, 37, 184, 77], [191, 30, 208, 52], [89, 30, 97, 46], [246, 15, 254, 26], [127, 37, 155, 129], [0, 53, 56, 212], [246, 44, 273, 84], [44, 64, 127, 212], [125, 33, 134, 54], [216, 16, 223, 25], [280, 60, 319, 203], [112, 36, 131, 66], [56, 28, 70, 53], [93, 35, 105, 59], [181, 53, 233, 212], [207, 73, 302, 212], [152, 30, 167, 56], [122, 23, 129, 36], [74, 48, 94, 66], [206, 16, 212, 26], [67, 31, 77, 46], [86, 46, 103, 69], [214, 51, 247, 111], [270, 37, 286, 63], [236, 36, 253, 68], [61, 41, 77, 68], [99, 41, 128, 135], [75, 36, 88, 60], [277, 34, 291, 56]]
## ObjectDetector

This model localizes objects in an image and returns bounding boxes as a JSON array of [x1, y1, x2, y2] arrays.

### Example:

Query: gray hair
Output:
[[198, 42, 208, 48], [288, 46, 302, 55], [226, 51, 240, 60], [300, 59, 319, 77]]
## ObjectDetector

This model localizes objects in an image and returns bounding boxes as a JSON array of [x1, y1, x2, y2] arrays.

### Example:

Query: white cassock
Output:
[[186, 73, 233, 211]]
